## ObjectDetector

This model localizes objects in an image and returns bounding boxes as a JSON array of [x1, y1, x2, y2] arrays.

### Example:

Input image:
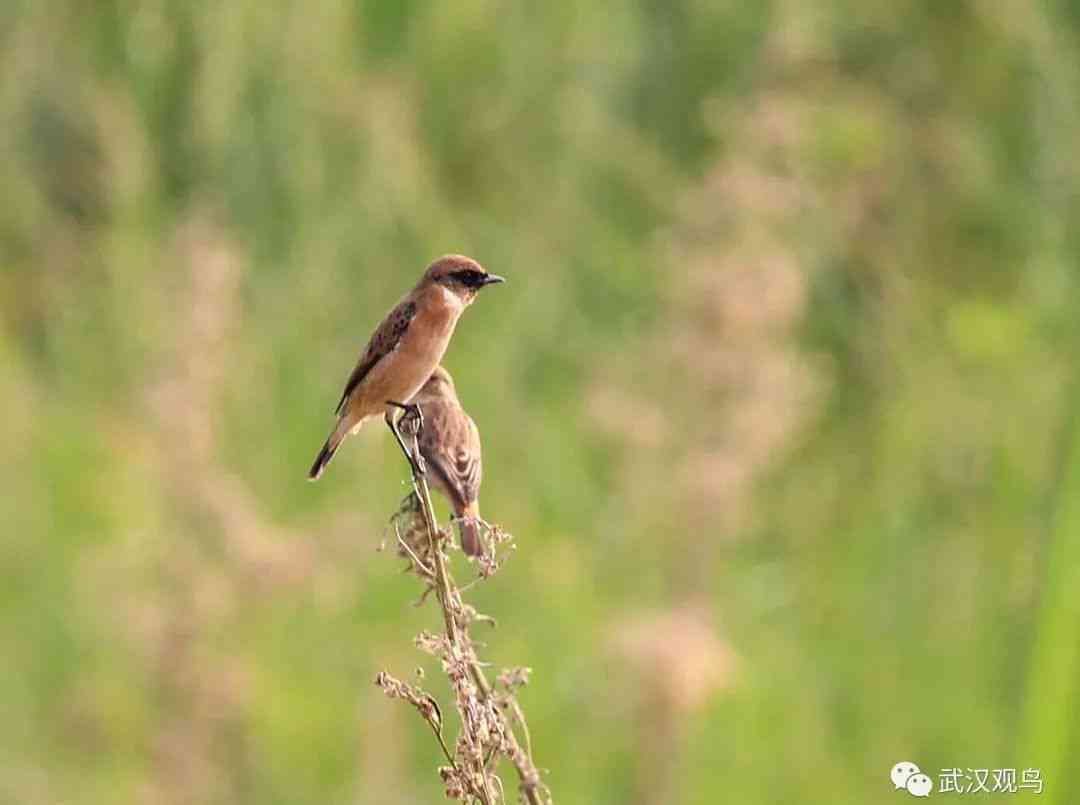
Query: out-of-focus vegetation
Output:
[[3, 1, 1079, 803]]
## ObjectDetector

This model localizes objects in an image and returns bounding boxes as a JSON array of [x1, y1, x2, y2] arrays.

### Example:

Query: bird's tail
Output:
[[308, 418, 353, 481], [458, 502, 483, 556]]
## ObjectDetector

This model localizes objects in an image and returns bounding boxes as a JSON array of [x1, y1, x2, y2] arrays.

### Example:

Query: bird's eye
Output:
[[455, 269, 484, 287]]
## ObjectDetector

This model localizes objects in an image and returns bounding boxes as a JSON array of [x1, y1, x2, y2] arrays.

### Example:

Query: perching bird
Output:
[[308, 255, 504, 480], [410, 366, 485, 556]]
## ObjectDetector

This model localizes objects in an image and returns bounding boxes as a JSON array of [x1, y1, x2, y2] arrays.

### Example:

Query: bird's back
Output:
[[416, 393, 482, 510]]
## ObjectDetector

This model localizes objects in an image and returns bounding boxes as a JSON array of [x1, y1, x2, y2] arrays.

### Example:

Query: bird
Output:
[[409, 365, 485, 556], [308, 255, 504, 480]]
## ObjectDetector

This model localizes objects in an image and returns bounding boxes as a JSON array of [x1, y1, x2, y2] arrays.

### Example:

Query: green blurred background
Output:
[[3, 1, 1080, 802]]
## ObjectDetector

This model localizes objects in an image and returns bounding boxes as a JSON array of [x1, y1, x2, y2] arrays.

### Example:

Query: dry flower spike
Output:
[[375, 424, 551, 804]]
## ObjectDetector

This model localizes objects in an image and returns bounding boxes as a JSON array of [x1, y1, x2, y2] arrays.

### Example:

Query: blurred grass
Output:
[[1019, 353, 1080, 805], [3, 1, 1080, 803]]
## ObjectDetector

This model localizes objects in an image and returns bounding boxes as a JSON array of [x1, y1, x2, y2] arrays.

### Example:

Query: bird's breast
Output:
[[403, 300, 458, 356]]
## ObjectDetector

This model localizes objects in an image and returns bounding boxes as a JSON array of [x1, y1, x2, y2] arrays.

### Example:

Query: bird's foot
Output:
[[385, 401, 427, 476], [409, 451, 427, 476], [386, 400, 424, 435]]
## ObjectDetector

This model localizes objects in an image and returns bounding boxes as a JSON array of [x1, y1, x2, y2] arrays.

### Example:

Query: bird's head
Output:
[[416, 365, 457, 399], [427, 364, 455, 388], [420, 255, 505, 305]]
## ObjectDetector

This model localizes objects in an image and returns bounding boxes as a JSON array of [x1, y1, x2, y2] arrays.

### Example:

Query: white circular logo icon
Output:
[[906, 772, 933, 797], [891, 762, 920, 790]]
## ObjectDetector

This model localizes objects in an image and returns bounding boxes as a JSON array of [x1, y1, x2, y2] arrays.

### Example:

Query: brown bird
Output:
[[410, 366, 485, 556], [308, 255, 504, 480]]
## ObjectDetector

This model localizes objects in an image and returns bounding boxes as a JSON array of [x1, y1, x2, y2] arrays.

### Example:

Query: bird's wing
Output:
[[335, 299, 417, 415], [420, 401, 482, 509], [453, 414, 483, 505]]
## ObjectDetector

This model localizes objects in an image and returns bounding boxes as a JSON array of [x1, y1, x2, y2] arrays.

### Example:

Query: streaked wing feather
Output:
[[454, 416, 482, 504], [419, 400, 482, 509], [335, 299, 417, 414]]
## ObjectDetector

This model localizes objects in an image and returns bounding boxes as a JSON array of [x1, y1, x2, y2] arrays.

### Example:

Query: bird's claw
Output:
[[386, 400, 426, 476], [386, 400, 424, 435]]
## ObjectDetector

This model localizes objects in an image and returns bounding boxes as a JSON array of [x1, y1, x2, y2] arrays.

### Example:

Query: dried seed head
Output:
[[374, 671, 442, 734], [497, 667, 532, 692], [438, 765, 468, 800], [414, 630, 448, 657]]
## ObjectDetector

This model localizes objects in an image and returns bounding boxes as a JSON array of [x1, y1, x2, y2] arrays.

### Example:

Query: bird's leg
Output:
[[385, 407, 424, 475], [387, 400, 424, 434], [385, 401, 426, 476]]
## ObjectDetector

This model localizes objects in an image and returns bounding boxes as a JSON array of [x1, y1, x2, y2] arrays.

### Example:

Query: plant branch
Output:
[[377, 416, 550, 804]]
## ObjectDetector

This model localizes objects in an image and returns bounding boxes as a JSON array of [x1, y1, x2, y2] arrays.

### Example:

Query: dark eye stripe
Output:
[[454, 269, 484, 285]]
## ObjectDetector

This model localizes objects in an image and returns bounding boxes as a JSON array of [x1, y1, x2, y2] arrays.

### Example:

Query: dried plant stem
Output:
[[404, 428, 549, 805]]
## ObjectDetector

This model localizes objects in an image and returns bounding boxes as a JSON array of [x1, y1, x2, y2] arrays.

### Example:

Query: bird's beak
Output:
[[481, 274, 506, 286]]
